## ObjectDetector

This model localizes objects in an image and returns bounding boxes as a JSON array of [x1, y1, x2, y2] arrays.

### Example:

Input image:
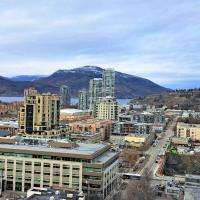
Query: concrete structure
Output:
[[68, 119, 112, 141], [0, 136, 118, 199], [18, 88, 60, 138], [78, 89, 89, 111], [60, 109, 91, 122], [60, 85, 71, 106], [177, 122, 200, 141], [102, 69, 115, 98], [96, 97, 118, 121]]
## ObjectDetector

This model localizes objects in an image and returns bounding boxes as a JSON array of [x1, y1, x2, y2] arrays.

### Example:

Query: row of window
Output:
[[0, 153, 91, 163]]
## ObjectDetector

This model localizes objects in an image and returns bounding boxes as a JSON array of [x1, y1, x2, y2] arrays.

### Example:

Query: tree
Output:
[[121, 169, 155, 200]]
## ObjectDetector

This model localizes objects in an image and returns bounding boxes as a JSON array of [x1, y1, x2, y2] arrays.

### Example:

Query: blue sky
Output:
[[0, 0, 200, 89]]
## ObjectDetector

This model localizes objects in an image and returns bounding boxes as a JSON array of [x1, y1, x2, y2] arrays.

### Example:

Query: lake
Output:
[[0, 97, 131, 105]]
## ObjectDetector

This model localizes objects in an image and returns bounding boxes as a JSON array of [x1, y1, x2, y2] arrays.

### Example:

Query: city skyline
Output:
[[0, 0, 200, 89]]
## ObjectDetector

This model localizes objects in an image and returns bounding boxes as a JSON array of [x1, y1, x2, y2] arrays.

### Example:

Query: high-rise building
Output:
[[102, 69, 115, 97], [18, 87, 60, 137], [89, 78, 103, 113], [78, 89, 89, 110], [60, 85, 70, 106], [96, 97, 119, 121]]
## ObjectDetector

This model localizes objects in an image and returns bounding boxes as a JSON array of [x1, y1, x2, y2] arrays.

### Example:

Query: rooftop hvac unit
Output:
[[66, 193, 73, 198], [49, 196, 55, 200]]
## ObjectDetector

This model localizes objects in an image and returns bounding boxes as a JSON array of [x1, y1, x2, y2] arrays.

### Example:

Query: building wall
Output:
[[60, 85, 70, 106], [0, 150, 118, 199], [177, 122, 200, 141], [78, 89, 89, 111], [96, 97, 118, 121], [0, 156, 82, 192], [69, 120, 112, 141], [102, 69, 115, 98], [18, 88, 60, 136]]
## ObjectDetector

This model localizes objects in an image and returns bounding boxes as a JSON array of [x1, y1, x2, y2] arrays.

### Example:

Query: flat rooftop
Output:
[[0, 142, 106, 156], [0, 137, 117, 163], [177, 122, 200, 128], [60, 109, 90, 114]]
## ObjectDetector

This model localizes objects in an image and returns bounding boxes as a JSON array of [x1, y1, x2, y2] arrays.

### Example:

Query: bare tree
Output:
[[121, 169, 155, 200]]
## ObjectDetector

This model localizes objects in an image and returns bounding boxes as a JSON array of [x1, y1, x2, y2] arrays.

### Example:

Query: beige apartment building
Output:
[[177, 122, 200, 141], [0, 137, 118, 199], [96, 97, 118, 121], [18, 88, 61, 138]]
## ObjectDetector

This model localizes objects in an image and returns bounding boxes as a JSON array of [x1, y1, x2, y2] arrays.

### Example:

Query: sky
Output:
[[0, 0, 200, 89]]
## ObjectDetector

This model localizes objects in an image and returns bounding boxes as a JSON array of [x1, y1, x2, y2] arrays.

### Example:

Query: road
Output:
[[138, 118, 177, 179]]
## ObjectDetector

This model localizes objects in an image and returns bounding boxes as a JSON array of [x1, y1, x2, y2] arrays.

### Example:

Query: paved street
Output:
[[138, 118, 177, 180]]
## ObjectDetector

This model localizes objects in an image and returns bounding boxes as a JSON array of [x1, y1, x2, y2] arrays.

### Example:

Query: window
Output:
[[44, 163, 50, 167], [63, 165, 70, 170], [34, 162, 41, 167], [72, 166, 80, 170], [63, 182, 69, 186], [63, 174, 70, 177], [43, 171, 50, 176], [83, 167, 102, 173], [53, 164, 60, 168], [72, 174, 79, 178]]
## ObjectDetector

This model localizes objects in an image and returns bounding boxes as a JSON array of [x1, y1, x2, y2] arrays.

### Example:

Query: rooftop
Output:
[[177, 122, 200, 128], [0, 137, 117, 163], [60, 109, 90, 114], [26, 188, 84, 200]]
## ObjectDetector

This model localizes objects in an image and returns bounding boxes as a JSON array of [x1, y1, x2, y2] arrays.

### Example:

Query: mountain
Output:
[[0, 66, 170, 98], [9, 75, 47, 82], [131, 89, 200, 111], [0, 76, 30, 96]]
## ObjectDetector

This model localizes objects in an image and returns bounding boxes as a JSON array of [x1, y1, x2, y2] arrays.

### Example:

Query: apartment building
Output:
[[96, 97, 118, 121], [18, 88, 60, 138], [177, 122, 200, 141], [0, 137, 118, 199]]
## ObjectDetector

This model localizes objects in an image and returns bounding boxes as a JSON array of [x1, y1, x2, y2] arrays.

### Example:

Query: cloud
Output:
[[0, 0, 199, 89]]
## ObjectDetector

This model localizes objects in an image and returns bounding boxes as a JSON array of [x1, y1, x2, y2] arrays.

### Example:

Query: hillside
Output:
[[132, 89, 200, 110], [1, 66, 169, 98], [0, 76, 30, 96]]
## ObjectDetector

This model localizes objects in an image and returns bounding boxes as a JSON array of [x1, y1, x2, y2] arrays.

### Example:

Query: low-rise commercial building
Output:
[[0, 137, 118, 199], [69, 119, 112, 141]]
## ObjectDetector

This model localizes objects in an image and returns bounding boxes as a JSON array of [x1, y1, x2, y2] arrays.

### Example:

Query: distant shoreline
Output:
[[0, 97, 131, 105]]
